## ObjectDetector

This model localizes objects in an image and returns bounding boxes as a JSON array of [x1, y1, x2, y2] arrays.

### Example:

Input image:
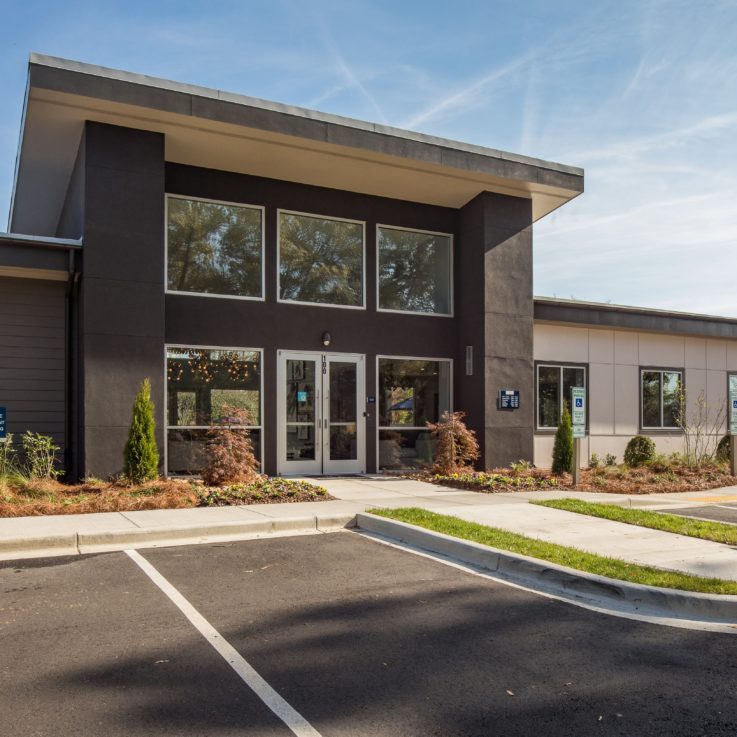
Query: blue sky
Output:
[[1, 0, 736, 315]]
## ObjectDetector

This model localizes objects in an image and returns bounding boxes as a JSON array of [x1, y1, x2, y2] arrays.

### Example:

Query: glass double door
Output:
[[277, 351, 365, 475]]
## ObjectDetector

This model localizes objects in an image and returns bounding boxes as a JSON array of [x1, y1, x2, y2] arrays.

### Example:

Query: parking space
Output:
[[3, 532, 737, 736]]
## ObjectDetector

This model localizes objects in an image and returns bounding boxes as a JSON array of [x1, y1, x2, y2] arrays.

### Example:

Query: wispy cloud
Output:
[[312, 13, 387, 123], [400, 53, 534, 130]]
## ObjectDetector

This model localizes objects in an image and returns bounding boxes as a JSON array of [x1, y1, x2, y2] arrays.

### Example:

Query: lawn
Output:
[[533, 497, 737, 546], [372, 507, 737, 595], [0, 476, 332, 517]]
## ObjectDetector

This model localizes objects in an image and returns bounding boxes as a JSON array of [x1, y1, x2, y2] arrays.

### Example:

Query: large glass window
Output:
[[378, 226, 452, 315], [278, 211, 364, 307], [166, 347, 262, 475], [536, 364, 586, 429], [167, 196, 263, 299], [641, 369, 683, 430], [378, 357, 452, 470]]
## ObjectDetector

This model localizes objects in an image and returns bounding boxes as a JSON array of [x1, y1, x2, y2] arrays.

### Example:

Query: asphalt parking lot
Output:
[[2, 531, 737, 737], [667, 502, 737, 525]]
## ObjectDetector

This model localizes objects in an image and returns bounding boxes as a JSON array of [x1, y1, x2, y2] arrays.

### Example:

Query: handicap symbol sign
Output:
[[575, 398, 583, 408], [733, 399, 737, 409]]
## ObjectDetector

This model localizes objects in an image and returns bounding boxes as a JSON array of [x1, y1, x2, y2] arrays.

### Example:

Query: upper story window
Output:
[[377, 226, 452, 316], [166, 195, 264, 300], [641, 369, 683, 430], [536, 363, 586, 430], [278, 210, 365, 309]]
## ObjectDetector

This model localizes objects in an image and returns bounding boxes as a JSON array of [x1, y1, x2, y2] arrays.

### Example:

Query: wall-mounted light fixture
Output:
[[322, 331, 331, 347]]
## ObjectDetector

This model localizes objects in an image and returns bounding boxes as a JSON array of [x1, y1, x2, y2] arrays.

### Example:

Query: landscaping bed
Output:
[[427, 464, 736, 495], [0, 476, 332, 517]]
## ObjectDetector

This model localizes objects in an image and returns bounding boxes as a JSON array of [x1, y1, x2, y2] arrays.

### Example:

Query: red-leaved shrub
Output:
[[426, 411, 480, 474], [201, 405, 261, 486]]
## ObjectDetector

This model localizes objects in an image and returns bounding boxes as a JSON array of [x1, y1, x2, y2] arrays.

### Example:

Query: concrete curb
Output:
[[355, 513, 737, 625], [0, 514, 357, 560]]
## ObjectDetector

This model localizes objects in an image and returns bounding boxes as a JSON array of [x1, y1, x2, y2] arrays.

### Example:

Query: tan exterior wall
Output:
[[533, 324, 737, 468]]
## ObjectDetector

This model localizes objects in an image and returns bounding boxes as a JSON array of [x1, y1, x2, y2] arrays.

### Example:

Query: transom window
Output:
[[377, 226, 453, 315], [166, 346, 262, 475], [641, 369, 683, 430], [536, 364, 587, 430], [378, 357, 452, 470], [166, 195, 264, 299], [278, 210, 365, 308]]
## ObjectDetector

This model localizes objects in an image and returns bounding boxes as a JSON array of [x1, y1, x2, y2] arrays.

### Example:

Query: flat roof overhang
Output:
[[10, 54, 584, 236], [0, 232, 82, 281], [534, 297, 737, 341]]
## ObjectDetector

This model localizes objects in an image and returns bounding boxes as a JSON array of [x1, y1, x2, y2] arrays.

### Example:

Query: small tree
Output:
[[426, 411, 479, 475], [551, 405, 573, 475], [201, 405, 260, 486], [123, 378, 159, 483], [675, 388, 727, 466]]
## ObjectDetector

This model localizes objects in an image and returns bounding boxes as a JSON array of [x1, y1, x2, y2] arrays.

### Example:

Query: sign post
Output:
[[729, 376, 737, 477], [571, 388, 586, 486]]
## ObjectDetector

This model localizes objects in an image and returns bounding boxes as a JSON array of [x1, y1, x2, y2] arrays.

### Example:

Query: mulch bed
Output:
[[428, 466, 737, 495], [0, 477, 333, 517]]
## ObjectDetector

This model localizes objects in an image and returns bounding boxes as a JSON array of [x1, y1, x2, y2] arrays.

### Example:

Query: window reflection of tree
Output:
[[279, 213, 363, 306], [167, 198, 262, 297], [378, 228, 450, 314]]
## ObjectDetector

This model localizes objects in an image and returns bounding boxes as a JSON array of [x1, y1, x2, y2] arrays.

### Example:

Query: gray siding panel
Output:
[[0, 277, 66, 456]]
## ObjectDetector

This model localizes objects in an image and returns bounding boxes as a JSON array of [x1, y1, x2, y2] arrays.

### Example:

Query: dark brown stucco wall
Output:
[[165, 163, 459, 475], [80, 122, 165, 478], [460, 192, 534, 468]]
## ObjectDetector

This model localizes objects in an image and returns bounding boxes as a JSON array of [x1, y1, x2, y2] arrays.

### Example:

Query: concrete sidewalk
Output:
[[2, 477, 737, 582]]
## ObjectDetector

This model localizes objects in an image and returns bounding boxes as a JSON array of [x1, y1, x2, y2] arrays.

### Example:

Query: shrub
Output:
[[589, 452, 600, 469], [604, 453, 617, 467], [716, 434, 731, 464], [551, 406, 573, 475], [21, 432, 62, 479], [624, 435, 656, 467], [426, 411, 480, 475], [0, 433, 18, 477], [123, 378, 160, 483], [201, 405, 260, 486]]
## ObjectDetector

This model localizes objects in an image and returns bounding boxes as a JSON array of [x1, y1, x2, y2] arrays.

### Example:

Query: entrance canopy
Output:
[[10, 54, 584, 237]]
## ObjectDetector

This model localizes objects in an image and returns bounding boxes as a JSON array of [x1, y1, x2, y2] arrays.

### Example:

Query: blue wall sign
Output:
[[0, 406, 6, 442], [498, 390, 520, 410]]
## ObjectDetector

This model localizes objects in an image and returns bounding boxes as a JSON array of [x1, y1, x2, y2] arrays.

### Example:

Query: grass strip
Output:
[[371, 507, 737, 595], [532, 498, 737, 546]]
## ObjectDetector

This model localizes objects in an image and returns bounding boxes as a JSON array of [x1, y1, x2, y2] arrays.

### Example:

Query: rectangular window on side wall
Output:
[[641, 368, 683, 430], [166, 196, 264, 299], [536, 363, 587, 430], [166, 346, 262, 475], [377, 226, 453, 315], [377, 357, 452, 471], [278, 210, 365, 308]]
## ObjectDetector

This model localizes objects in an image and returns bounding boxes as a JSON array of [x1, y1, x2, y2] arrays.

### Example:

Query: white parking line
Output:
[[125, 549, 322, 737]]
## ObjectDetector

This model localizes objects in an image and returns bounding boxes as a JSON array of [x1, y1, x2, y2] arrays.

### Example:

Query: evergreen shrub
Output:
[[624, 435, 656, 467], [552, 405, 573, 475], [123, 378, 160, 483]]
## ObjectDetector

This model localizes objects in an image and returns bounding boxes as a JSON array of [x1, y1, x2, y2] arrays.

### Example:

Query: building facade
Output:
[[1, 55, 735, 479]]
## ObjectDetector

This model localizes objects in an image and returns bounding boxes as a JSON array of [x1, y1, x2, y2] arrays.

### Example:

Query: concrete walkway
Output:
[[3, 477, 737, 581], [314, 477, 737, 582]]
